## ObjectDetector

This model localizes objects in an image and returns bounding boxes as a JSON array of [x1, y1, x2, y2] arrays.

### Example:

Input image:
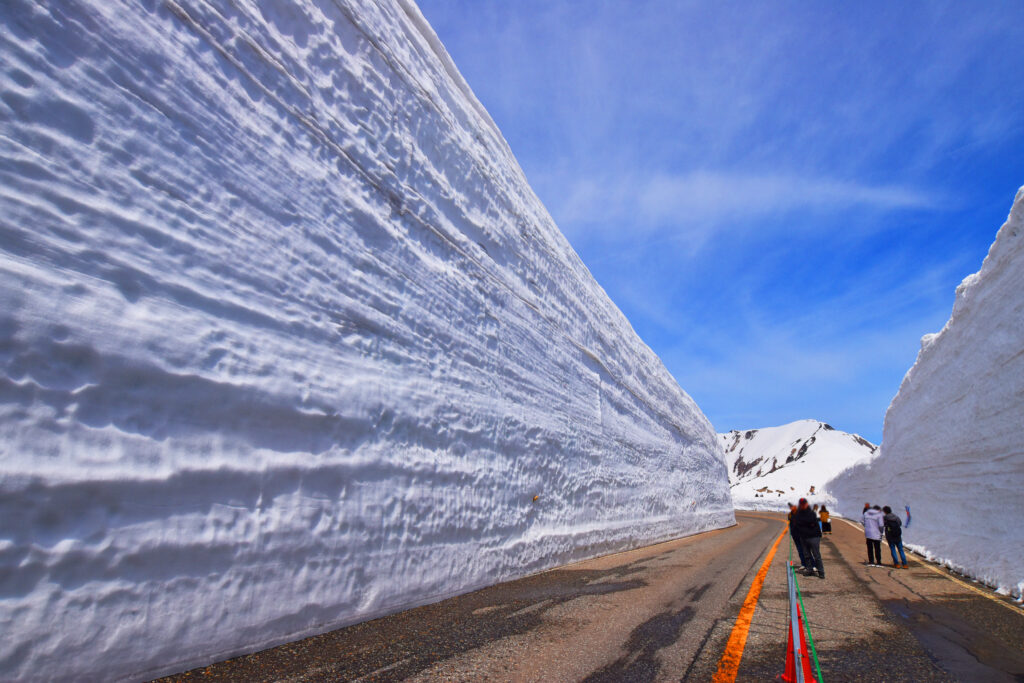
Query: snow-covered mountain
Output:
[[0, 1, 732, 680], [719, 420, 877, 510], [832, 188, 1024, 600]]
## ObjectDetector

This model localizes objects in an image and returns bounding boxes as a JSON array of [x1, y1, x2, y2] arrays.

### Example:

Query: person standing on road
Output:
[[788, 503, 810, 569], [882, 505, 908, 568], [819, 505, 832, 534], [792, 498, 825, 579], [863, 504, 885, 566]]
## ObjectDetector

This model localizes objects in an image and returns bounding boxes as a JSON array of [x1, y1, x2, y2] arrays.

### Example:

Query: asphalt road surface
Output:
[[158, 511, 1024, 682]]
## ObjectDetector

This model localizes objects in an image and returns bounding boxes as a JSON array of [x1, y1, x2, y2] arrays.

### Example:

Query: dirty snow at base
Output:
[[0, 1, 733, 680]]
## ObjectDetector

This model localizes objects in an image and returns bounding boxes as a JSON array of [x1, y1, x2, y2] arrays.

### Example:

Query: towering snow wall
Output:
[[831, 187, 1024, 599], [0, 1, 733, 679]]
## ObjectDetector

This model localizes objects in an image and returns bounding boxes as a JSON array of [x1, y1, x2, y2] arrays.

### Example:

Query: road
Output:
[[158, 512, 1024, 682]]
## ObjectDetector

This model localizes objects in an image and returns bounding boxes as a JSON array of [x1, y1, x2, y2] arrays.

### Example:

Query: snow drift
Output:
[[831, 187, 1024, 599], [0, 1, 733, 680], [719, 420, 877, 510]]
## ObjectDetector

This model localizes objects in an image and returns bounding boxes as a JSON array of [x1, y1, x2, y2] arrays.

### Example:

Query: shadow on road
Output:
[[157, 559, 653, 682], [583, 582, 711, 683]]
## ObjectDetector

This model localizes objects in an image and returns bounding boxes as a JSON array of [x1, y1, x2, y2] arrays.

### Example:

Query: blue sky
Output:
[[417, 0, 1024, 443]]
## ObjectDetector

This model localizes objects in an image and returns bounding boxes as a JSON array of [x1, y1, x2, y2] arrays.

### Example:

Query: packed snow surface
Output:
[[719, 420, 877, 511], [0, 1, 733, 680], [832, 187, 1024, 599]]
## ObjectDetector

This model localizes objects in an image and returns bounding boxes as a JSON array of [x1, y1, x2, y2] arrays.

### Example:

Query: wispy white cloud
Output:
[[640, 171, 935, 218], [420, 0, 1024, 442], [551, 170, 938, 245]]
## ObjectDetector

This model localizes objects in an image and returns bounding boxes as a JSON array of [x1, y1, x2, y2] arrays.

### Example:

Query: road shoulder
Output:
[[828, 516, 1024, 682]]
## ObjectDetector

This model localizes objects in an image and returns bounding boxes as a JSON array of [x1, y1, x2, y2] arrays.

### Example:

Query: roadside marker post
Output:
[[783, 562, 817, 682], [784, 534, 823, 683]]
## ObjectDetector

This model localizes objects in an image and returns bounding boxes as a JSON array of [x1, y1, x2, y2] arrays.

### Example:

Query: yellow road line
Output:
[[835, 517, 1023, 615], [912, 554, 1024, 615], [712, 523, 788, 683]]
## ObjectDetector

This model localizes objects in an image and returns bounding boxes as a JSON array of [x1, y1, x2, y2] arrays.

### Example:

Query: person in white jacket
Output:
[[862, 505, 885, 566]]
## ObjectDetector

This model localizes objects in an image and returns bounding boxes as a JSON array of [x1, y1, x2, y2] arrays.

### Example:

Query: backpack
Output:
[[884, 516, 901, 538]]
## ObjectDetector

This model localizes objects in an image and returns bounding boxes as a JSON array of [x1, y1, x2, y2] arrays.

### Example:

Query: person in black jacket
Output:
[[792, 498, 825, 579], [882, 505, 908, 568], [788, 503, 810, 569]]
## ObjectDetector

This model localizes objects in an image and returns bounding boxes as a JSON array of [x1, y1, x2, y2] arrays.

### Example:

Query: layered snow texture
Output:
[[719, 420, 877, 511], [0, 1, 733, 680], [832, 187, 1024, 599]]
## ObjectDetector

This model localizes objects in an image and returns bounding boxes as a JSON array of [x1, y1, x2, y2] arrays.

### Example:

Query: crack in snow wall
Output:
[[0, 1, 734, 680], [831, 187, 1024, 599]]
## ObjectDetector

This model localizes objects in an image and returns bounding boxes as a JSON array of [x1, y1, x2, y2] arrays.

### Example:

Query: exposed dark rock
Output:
[[851, 434, 876, 450], [733, 454, 763, 479], [786, 436, 817, 464]]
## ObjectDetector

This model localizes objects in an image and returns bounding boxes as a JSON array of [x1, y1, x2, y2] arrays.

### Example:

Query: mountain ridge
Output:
[[719, 419, 878, 509]]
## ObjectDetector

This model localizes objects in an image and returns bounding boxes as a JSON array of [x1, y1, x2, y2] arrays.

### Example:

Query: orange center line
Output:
[[711, 523, 788, 683]]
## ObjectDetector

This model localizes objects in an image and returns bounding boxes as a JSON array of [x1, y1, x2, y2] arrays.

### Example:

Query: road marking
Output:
[[835, 517, 1023, 615], [350, 658, 411, 683], [711, 523, 788, 683], [912, 555, 1024, 615], [836, 516, 861, 531]]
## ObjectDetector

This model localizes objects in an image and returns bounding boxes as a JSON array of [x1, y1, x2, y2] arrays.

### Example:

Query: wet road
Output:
[[822, 516, 1024, 682], [156, 512, 1024, 682]]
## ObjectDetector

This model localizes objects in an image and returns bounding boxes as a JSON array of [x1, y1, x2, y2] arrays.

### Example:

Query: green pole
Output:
[[794, 568, 824, 681]]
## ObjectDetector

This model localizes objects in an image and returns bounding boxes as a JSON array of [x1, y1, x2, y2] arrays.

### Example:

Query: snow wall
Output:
[[831, 187, 1024, 599], [0, 1, 734, 680]]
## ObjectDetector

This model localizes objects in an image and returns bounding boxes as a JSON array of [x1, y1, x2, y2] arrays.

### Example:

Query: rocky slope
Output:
[[719, 420, 877, 510]]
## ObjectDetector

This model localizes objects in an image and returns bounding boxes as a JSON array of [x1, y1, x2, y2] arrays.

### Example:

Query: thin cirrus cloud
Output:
[[553, 171, 936, 239], [417, 0, 1024, 442]]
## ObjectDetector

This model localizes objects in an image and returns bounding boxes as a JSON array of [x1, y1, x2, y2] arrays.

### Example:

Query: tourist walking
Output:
[[792, 498, 825, 579], [788, 503, 810, 569], [819, 505, 832, 534], [882, 506, 908, 568], [863, 504, 885, 566]]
